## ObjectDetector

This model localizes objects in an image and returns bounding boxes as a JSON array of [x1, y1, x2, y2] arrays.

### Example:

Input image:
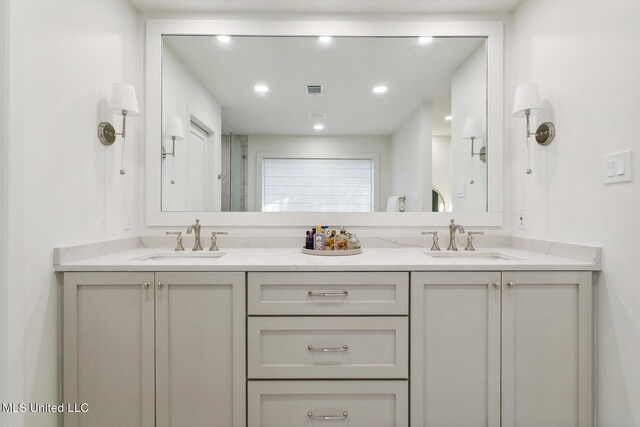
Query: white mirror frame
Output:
[[146, 19, 504, 227]]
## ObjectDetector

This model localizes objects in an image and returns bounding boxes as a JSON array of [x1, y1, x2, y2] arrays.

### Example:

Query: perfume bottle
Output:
[[313, 226, 325, 250]]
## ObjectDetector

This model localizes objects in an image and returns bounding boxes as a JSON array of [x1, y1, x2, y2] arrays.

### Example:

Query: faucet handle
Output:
[[422, 231, 441, 251], [209, 231, 228, 252], [465, 231, 484, 251], [166, 231, 185, 251]]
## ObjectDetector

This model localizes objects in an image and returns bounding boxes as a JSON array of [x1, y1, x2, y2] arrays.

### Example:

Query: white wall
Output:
[[432, 136, 452, 211], [162, 46, 222, 211], [6, 0, 141, 425], [509, 0, 640, 424], [391, 103, 433, 212], [246, 135, 391, 212], [451, 44, 487, 212]]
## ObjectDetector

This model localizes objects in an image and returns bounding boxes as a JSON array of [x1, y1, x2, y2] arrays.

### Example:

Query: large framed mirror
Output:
[[146, 20, 503, 226]]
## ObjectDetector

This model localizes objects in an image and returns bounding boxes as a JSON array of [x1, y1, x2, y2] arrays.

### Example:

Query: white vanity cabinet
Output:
[[246, 271, 409, 427], [411, 271, 593, 427], [60, 265, 594, 427], [61, 272, 246, 427]]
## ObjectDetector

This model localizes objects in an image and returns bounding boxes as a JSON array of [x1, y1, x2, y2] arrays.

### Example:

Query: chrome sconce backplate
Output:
[[535, 122, 555, 146], [479, 146, 487, 162], [97, 122, 117, 146]]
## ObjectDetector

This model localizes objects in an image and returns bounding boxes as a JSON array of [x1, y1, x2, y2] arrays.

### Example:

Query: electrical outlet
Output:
[[123, 209, 134, 231], [517, 208, 527, 230]]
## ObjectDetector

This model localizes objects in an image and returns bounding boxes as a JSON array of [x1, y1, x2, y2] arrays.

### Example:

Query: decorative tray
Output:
[[301, 248, 363, 256]]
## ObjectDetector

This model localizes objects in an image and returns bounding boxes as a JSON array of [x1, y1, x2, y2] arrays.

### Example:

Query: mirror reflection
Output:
[[161, 35, 487, 213]]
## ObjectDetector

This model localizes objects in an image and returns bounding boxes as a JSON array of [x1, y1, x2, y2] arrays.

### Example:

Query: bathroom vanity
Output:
[[56, 244, 598, 427]]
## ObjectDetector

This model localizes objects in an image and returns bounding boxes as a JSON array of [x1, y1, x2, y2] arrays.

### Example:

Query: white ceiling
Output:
[[132, 0, 522, 14], [164, 36, 485, 135]]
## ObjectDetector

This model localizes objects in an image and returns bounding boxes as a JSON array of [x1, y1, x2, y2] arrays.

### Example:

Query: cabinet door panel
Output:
[[248, 316, 408, 379], [411, 272, 501, 427], [63, 272, 155, 427], [248, 272, 408, 315], [155, 272, 245, 427], [248, 380, 408, 427], [502, 271, 592, 427]]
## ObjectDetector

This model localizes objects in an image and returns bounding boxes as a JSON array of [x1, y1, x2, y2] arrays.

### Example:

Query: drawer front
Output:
[[248, 272, 408, 315], [248, 317, 408, 379], [248, 380, 408, 427]]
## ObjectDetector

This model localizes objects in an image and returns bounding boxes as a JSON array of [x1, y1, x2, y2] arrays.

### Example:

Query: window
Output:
[[262, 158, 374, 212]]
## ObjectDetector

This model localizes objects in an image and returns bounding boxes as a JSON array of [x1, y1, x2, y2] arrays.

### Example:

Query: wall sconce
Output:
[[162, 117, 185, 159], [512, 83, 556, 174], [97, 83, 139, 175], [463, 116, 486, 162]]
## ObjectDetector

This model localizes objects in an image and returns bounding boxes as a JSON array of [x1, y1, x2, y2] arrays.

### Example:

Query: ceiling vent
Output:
[[308, 111, 327, 120], [305, 85, 324, 96]]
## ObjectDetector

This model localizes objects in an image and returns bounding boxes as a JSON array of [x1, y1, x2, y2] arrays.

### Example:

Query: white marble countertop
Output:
[[54, 246, 600, 272]]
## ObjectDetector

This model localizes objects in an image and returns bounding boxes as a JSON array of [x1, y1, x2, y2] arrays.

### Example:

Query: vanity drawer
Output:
[[247, 272, 408, 315], [248, 316, 408, 379], [248, 380, 408, 427]]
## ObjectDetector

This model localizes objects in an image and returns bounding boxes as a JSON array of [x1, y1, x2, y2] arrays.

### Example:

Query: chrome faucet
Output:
[[209, 231, 228, 252], [465, 231, 484, 251], [422, 231, 441, 251], [447, 219, 465, 251], [186, 219, 203, 251], [166, 231, 185, 251]]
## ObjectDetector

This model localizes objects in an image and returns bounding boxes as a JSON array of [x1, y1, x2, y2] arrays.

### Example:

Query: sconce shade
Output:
[[164, 117, 185, 140], [513, 83, 543, 117], [109, 83, 139, 116], [462, 116, 484, 140]]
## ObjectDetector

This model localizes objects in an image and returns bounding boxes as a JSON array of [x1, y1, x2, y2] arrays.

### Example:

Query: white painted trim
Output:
[[146, 19, 504, 227], [256, 152, 380, 212]]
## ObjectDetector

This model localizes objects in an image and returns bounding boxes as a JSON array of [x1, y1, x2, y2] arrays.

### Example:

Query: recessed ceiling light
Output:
[[318, 36, 332, 44], [313, 124, 325, 131], [445, 115, 453, 121], [254, 85, 269, 93], [373, 86, 388, 94], [418, 36, 433, 44], [217, 35, 231, 43]]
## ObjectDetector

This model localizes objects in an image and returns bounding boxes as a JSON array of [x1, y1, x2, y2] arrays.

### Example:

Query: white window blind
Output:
[[262, 158, 374, 212]]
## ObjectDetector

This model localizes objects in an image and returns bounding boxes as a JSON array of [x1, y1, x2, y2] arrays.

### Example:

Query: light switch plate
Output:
[[123, 209, 134, 231], [517, 208, 527, 230], [603, 151, 633, 184], [456, 183, 465, 198]]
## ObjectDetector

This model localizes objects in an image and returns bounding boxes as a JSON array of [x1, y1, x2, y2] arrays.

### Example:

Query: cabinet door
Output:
[[411, 272, 501, 427], [155, 272, 245, 427], [63, 272, 155, 427], [502, 271, 593, 427]]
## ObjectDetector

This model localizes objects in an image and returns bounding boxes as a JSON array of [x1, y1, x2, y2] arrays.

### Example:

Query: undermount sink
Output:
[[425, 251, 521, 261], [134, 252, 228, 261]]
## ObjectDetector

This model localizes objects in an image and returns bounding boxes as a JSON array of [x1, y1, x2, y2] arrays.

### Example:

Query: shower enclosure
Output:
[[221, 133, 248, 212]]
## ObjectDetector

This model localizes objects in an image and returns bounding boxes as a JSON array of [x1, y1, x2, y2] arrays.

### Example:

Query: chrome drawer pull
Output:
[[307, 411, 348, 420], [307, 345, 349, 352], [308, 291, 348, 297]]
